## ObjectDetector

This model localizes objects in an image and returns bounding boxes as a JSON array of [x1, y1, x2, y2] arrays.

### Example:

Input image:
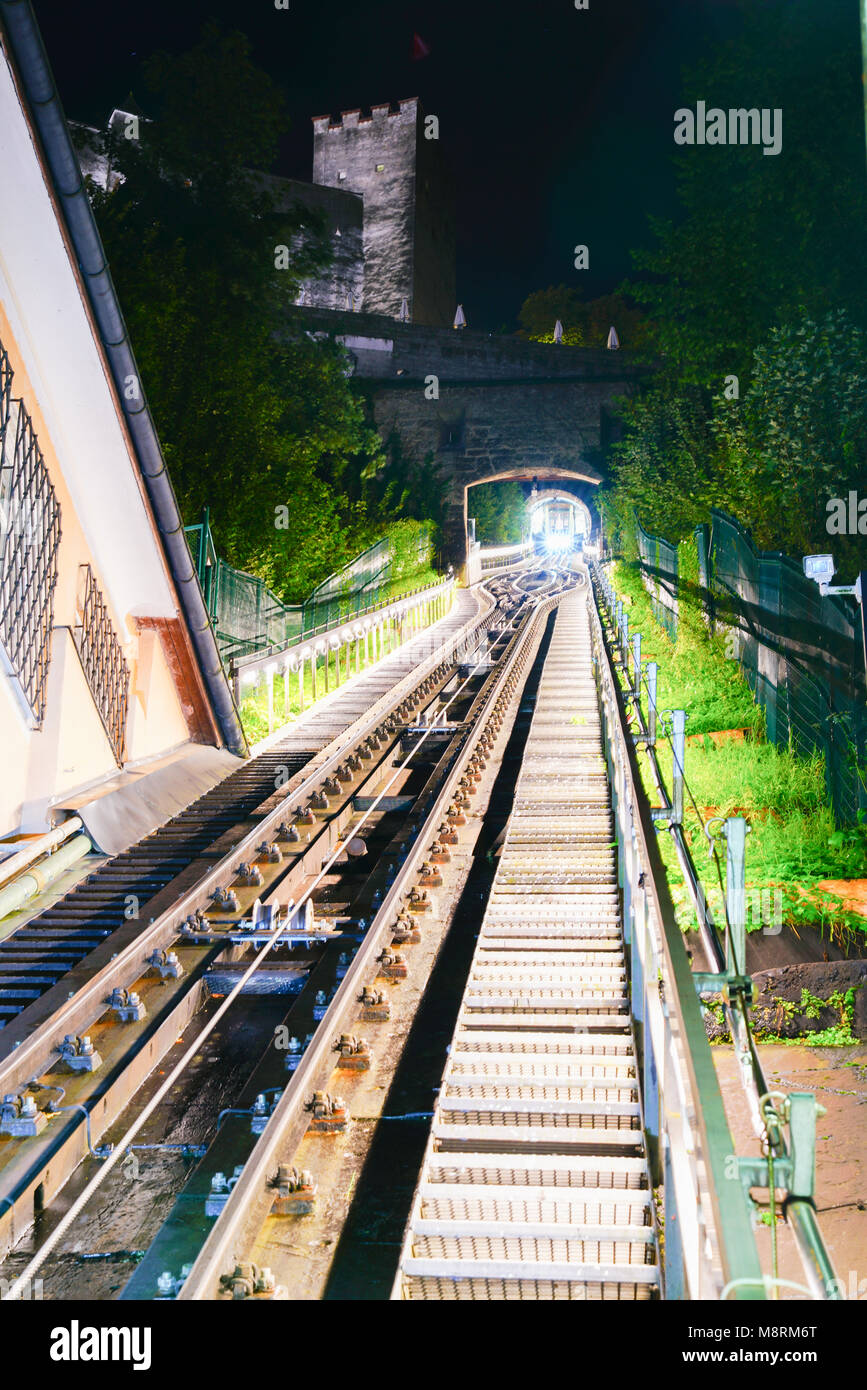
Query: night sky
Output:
[[33, 0, 745, 330]]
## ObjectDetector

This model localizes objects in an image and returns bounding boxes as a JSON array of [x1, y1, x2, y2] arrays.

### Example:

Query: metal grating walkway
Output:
[[394, 588, 659, 1300]]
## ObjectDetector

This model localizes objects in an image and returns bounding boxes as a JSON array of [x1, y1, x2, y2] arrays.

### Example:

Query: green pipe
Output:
[[0, 835, 92, 921]]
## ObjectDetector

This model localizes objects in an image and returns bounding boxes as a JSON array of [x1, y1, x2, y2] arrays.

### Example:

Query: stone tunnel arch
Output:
[[463, 469, 602, 564]]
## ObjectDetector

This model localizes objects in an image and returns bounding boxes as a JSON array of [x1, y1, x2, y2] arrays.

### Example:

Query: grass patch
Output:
[[612, 559, 762, 737], [238, 575, 447, 742], [607, 560, 867, 945]]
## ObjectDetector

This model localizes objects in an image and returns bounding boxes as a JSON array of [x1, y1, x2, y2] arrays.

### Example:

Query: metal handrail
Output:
[[230, 578, 454, 685], [590, 560, 841, 1300], [588, 579, 765, 1298]]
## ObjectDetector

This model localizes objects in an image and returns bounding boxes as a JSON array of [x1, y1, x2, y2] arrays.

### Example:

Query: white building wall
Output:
[[0, 47, 218, 836]]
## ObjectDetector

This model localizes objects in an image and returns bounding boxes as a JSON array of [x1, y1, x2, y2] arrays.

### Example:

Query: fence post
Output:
[[646, 662, 658, 747], [298, 654, 305, 713], [722, 816, 749, 977], [671, 709, 686, 826], [283, 658, 291, 720], [632, 632, 641, 697], [312, 648, 319, 701]]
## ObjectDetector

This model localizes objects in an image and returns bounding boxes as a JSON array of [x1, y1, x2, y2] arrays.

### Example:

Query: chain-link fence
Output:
[[635, 508, 866, 824], [636, 514, 679, 642], [185, 513, 437, 665]]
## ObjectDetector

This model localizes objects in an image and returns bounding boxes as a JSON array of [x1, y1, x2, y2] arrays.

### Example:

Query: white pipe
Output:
[[0, 835, 92, 921], [0, 816, 83, 890]]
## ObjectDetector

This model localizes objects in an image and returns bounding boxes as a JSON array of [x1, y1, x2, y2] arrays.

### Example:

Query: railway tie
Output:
[[394, 587, 659, 1300]]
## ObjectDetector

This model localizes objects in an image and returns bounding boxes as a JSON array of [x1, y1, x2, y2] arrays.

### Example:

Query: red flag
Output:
[[411, 32, 431, 61]]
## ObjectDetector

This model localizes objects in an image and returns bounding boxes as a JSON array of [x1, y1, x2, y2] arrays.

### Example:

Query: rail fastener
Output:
[[269, 1165, 318, 1216], [377, 949, 407, 980], [109, 988, 146, 1023], [305, 1091, 348, 1133], [147, 949, 183, 980], [218, 1263, 281, 1300]]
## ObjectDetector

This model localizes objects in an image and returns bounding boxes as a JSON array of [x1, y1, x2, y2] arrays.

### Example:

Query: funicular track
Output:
[[0, 558, 838, 1303], [393, 584, 658, 1300], [0, 591, 481, 1036], [0, 567, 572, 1298]]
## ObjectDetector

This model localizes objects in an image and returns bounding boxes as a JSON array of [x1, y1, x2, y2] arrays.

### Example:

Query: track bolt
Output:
[[183, 908, 211, 935], [109, 988, 146, 1023], [236, 862, 263, 887], [335, 1034, 371, 1069], [219, 1263, 278, 1300], [359, 985, 390, 1021], [337, 763, 353, 784], [258, 842, 282, 863], [211, 886, 240, 912], [408, 888, 431, 914], [148, 948, 183, 980], [377, 948, 407, 980], [277, 822, 301, 842], [270, 1165, 317, 1215], [391, 912, 420, 945], [418, 861, 443, 887], [305, 1091, 348, 1131], [323, 777, 341, 796]]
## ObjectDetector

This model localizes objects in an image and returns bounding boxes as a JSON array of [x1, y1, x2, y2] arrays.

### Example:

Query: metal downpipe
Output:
[[0, 0, 247, 756]]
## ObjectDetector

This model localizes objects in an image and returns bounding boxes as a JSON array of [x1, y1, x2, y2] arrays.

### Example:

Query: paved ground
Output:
[[713, 1042, 867, 1300]]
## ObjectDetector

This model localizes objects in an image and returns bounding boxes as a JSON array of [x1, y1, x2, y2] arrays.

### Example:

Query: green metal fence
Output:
[[184, 511, 437, 666], [701, 510, 866, 825], [636, 514, 679, 642], [634, 509, 867, 824], [302, 525, 433, 634]]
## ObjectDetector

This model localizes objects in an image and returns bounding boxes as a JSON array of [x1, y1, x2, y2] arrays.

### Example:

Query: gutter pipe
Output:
[[0, 0, 247, 756]]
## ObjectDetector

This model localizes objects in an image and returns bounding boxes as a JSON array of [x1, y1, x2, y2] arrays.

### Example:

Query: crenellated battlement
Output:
[[312, 98, 419, 135]]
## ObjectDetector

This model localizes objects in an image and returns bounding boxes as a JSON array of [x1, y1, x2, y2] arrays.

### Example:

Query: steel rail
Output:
[[589, 563, 841, 1300], [1, 576, 543, 1303], [587, 582, 764, 1297], [0, 585, 499, 1099], [176, 583, 570, 1300], [230, 577, 455, 679]]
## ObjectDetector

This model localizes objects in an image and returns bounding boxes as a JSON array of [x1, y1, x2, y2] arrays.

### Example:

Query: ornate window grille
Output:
[[72, 564, 130, 763], [0, 343, 62, 726]]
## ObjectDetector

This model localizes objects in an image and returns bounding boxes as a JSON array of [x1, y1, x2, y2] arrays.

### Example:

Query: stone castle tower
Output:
[[311, 98, 455, 327]]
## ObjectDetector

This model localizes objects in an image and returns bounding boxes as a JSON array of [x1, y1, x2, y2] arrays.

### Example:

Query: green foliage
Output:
[[608, 560, 867, 941], [88, 24, 440, 605], [611, 560, 761, 735], [469, 482, 526, 544], [602, 3, 867, 580], [602, 382, 726, 550], [711, 312, 867, 573], [624, 1, 867, 384], [517, 285, 651, 350]]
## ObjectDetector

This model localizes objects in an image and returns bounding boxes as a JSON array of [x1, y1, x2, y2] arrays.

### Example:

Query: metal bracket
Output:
[[732, 1093, 825, 1206], [694, 970, 755, 1007]]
